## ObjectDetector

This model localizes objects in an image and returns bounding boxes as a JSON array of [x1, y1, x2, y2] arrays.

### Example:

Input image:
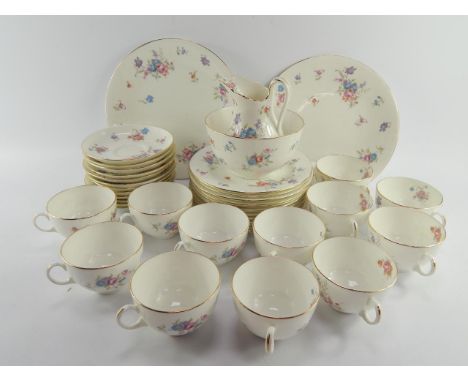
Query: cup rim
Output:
[[129, 250, 221, 314], [127, 182, 193, 216], [46, 185, 116, 221], [316, 154, 374, 182], [312, 237, 398, 293], [231, 257, 320, 320], [224, 75, 270, 102], [59, 221, 143, 270]]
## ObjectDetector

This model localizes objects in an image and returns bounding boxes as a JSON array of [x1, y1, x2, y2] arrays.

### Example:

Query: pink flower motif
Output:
[[157, 63, 169, 76], [378, 259, 393, 277]]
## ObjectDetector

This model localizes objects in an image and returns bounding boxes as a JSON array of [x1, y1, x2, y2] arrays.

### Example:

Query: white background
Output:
[[0, 16, 466, 365]]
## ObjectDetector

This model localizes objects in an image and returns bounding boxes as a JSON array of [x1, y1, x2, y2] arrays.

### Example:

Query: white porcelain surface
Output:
[[368, 207, 446, 276], [206, 107, 303, 179], [46, 222, 143, 294], [116, 251, 220, 335], [253, 206, 325, 264], [307, 181, 373, 237], [232, 256, 319, 353], [33, 185, 117, 237], [105, 38, 233, 178], [177, 203, 249, 265], [311, 237, 397, 324], [120, 182, 192, 238], [189, 146, 312, 193], [314, 154, 373, 185], [278, 55, 399, 178]]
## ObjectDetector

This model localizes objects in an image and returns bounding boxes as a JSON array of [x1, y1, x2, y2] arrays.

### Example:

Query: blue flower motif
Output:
[[96, 277, 109, 287], [379, 122, 390, 132], [345, 66, 356, 75], [247, 155, 257, 165], [370, 153, 377, 162], [145, 95, 154, 103], [201, 55, 210, 66], [277, 84, 285, 92], [134, 57, 143, 68], [240, 127, 257, 139], [254, 119, 262, 130], [141, 127, 150, 135], [294, 73, 301, 81]]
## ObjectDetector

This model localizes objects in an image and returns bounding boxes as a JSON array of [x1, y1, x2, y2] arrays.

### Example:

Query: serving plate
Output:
[[277, 55, 399, 177], [105, 38, 233, 179]]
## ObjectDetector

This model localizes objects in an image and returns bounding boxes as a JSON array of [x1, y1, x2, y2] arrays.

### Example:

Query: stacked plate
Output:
[[82, 125, 176, 208], [189, 146, 313, 224]]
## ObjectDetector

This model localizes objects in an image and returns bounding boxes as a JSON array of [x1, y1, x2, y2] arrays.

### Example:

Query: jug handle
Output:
[[268, 77, 290, 136]]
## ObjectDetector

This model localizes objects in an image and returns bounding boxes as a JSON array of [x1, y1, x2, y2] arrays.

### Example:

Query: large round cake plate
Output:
[[277, 55, 399, 177], [105, 38, 233, 179], [189, 146, 313, 194]]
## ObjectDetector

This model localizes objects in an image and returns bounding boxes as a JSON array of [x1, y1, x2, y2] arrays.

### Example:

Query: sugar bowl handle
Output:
[[360, 297, 381, 325], [46, 263, 74, 285], [33, 213, 56, 232], [116, 304, 147, 330], [265, 326, 276, 354]]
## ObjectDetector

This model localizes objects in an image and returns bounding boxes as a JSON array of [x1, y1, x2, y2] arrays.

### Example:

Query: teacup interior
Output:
[[132, 251, 219, 312], [179, 203, 248, 242], [317, 154, 372, 181], [377, 177, 443, 209], [369, 207, 446, 247], [61, 222, 142, 268], [313, 237, 396, 292], [47, 185, 115, 219], [129, 182, 192, 214], [254, 207, 325, 247], [233, 257, 319, 318], [307, 181, 372, 214]]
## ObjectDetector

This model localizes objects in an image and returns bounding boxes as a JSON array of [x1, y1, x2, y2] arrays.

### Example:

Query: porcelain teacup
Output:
[[119, 182, 192, 238], [314, 154, 374, 185], [116, 250, 220, 335], [253, 206, 325, 265], [33, 185, 117, 237], [306, 181, 373, 238], [46, 222, 143, 294], [311, 237, 397, 324], [376, 177, 446, 226], [232, 256, 320, 353], [368, 207, 446, 276]]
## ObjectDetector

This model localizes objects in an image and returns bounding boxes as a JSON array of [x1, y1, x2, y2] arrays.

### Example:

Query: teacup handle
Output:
[[265, 326, 276, 354], [33, 213, 56, 232], [119, 212, 135, 225], [415, 255, 437, 276], [268, 77, 290, 136], [351, 220, 359, 238], [431, 212, 446, 227], [360, 297, 381, 325], [174, 241, 186, 251], [116, 304, 147, 330], [46, 263, 74, 285]]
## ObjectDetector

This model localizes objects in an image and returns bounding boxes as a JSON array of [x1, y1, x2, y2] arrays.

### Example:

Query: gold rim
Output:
[[59, 221, 143, 270], [129, 251, 221, 314], [84, 167, 175, 189], [315, 165, 373, 183]]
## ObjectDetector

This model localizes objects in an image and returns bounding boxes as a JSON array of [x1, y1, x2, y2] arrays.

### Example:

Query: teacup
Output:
[[33, 185, 116, 237], [253, 206, 325, 265], [206, 106, 304, 179], [306, 181, 373, 238], [376, 177, 446, 226], [368, 207, 446, 276], [311, 237, 397, 324], [116, 250, 220, 335], [119, 182, 192, 239], [46, 222, 143, 294], [176, 203, 249, 265], [314, 154, 374, 185], [232, 256, 320, 353]]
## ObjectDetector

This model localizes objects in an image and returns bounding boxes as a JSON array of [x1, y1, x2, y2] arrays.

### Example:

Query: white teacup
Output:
[[176, 203, 249, 265], [232, 256, 320, 353], [376, 177, 446, 227], [306, 181, 373, 238], [116, 251, 220, 335], [368, 207, 446, 276], [33, 185, 116, 237], [253, 206, 325, 265], [46, 222, 143, 294], [311, 237, 397, 324], [120, 182, 192, 239], [314, 154, 374, 185]]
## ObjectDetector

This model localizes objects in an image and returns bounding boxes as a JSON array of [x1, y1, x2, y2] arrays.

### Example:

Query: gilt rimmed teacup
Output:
[[314, 154, 374, 185], [46, 221, 143, 294], [376, 177, 446, 227], [311, 237, 397, 325], [33, 185, 116, 237], [176, 203, 249, 265], [116, 250, 220, 336], [232, 256, 320, 353], [306, 181, 373, 238], [119, 182, 192, 239], [368, 207, 446, 276], [253, 206, 325, 265]]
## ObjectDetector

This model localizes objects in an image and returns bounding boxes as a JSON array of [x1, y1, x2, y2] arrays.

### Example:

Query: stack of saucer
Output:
[[82, 125, 175, 208], [189, 147, 313, 224]]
